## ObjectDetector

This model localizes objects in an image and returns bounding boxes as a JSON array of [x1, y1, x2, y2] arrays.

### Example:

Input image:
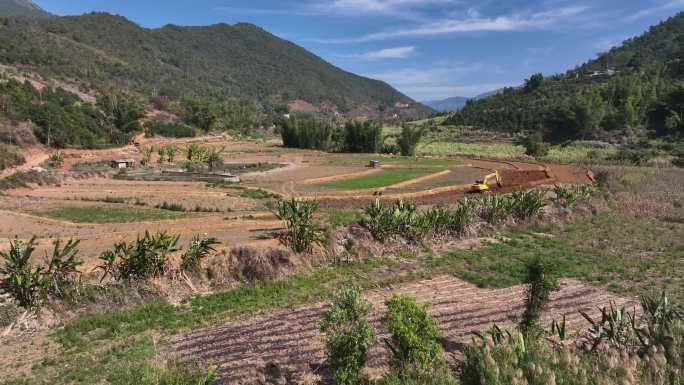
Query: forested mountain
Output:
[[0, 0, 51, 18], [0, 12, 422, 117], [446, 12, 684, 143]]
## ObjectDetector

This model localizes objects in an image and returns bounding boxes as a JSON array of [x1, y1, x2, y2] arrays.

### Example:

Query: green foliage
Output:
[[181, 236, 220, 272], [155, 202, 186, 212], [181, 98, 217, 131], [34, 207, 185, 223], [279, 114, 335, 151], [0, 144, 25, 171], [141, 146, 154, 166], [552, 184, 593, 208], [397, 124, 428, 156], [274, 198, 326, 253], [477, 194, 511, 224], [612, 143, 656, 165], [524, 73, 544, 93], [509, 190, 545, 220], [383, 295, 444, 372], [43, 239, 83, 298], [378, 366, 459, 385], [518, 132, 549, 158], [344, 120, 383, 153], [165, 146, 177, 163], [49, 151, 65, 167], [145, 121, 196, 138], [0, 237, 43, 308], [0, 237, 82, 308], [97, 231, 180, 281], [97, 91, 146, 137], [318, 286, 376, 385], [519, 257, 560, 333]]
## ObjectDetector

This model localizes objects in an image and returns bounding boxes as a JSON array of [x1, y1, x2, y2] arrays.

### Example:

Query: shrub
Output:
[[165, 146, 178, 163], [361, 199, 429, 243], [397, 124, 428, 156], [509, 189, 545, 220], [552, 184, 578, 208], [43, 239, 82, 297], [141, 146, 154, 166], [379, 365, 458, 385], [274, 198, 326, 253], [97, 231, 180, 281], [519, 257, 559, 333], [181, 236, 219, 272], [383, 295, 444, 372], [519, 132, 550, 158], [613, 144, 654, 165], [156, 202, 186, 212], [0, 237, 82, 308], [157, 147, 166, 163], [478, 194, 511, 224], [344, 120, 382, 153], [426, 199, 478, 237], [0, 237, 44, 308], [0, 144, 25, 171], [318, 286, 376, 385], [49, 151, 64, 168], [279, 114, 335, 151]]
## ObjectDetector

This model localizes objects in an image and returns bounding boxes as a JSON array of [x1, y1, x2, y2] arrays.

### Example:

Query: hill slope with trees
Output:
[[0, 0, 51, 18], [0, 12, 424, 117], [445, 12, 684, 144]]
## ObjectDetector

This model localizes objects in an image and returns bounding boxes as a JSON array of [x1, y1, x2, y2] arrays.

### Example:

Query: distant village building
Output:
[[588, 69, 617, 78], [111, 159, 136, 169], [394, 101, 410, 109]]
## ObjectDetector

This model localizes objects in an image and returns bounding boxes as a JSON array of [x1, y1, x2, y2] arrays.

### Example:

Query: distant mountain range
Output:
[[0, 0, 52, 18], [0, 10, 429, 118], [423, 89, 504, 112]]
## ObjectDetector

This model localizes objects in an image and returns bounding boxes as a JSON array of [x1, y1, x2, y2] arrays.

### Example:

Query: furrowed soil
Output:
[[174, 275, 636, 384]]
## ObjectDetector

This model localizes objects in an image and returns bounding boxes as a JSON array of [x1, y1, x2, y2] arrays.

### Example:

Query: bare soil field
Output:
[[174, 275, 637, 384], [1, 138, 593, 267]]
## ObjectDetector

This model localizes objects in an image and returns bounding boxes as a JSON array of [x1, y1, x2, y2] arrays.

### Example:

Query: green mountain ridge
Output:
[[0, 0, 51, 18], [0, 12, 425, 117], [446, 12, 684, 144]]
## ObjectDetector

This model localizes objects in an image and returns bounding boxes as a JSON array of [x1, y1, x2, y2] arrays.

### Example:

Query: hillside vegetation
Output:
[[0, 12, 421, 117], [0, 0, 52, 18], [446, 12, 684, 145]]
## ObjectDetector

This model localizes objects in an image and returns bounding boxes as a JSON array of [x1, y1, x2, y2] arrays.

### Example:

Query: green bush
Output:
[[155, 202, 186, 212], [279, 115, 335, 151], [361, 199, 428, 243], [97, 231, 180, 281], [379, 365, 458, 385], [0, 237, 44, 308], [0, 144, 25, 171], [318, 286, 376, 385], [49, 151, 65, 168], [519, 257, 559, 333], [383, 295, 444, 372], [397, 124, 428, 157], [478, 194, 511, 224], [510, 190, 545, 220], [344, 120, 382, 153], [519, 133, 550, 158], [0, 237, 82, 308], [181, 236, 220, 272], [274, 198, 326, 253]]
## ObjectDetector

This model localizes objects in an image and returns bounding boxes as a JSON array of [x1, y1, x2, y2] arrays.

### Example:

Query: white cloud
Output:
[[309, 5, 588, 43], [317, 0, 462, 15], [345, 46, 415, 60], [624, 0, 684, 22]]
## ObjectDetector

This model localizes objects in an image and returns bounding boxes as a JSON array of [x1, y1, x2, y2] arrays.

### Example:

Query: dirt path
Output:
[[0, 147, 50, 179], [173, 276, 636, 384]]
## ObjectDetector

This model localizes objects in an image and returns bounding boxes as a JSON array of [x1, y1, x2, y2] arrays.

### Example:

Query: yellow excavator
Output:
[[471, 171, 503, 193]]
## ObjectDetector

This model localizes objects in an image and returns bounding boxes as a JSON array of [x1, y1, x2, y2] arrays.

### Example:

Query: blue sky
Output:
[[34, 0, 684, 101]]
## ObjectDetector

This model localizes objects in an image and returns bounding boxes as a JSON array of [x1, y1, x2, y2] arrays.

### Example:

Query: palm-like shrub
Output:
[[383, 295, 444, 372], [397, 124, 427, 156], [165, 146, 178, 162], [510, 189, 545, 220], [478, 194, 511, 224], [0, 237, 43, 308], [318, 286, 376, 385], [519, 257, 559, 333], [44, 239, 82, 297], [49, 151, 64, 168], [181, 236, 220, 272], [97, 231, 180, 281], [274, 198, 326, 253]]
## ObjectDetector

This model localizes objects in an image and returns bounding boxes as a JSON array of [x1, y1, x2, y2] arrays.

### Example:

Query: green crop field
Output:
[[324, 167, 441, 189], [33, 207, 188, 224]]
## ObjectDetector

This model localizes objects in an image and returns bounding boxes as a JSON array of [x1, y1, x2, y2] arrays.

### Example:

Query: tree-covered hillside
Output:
[[0, 0, 51, 18], [0, 13, 424, 117], [446, 12, 684, 143]]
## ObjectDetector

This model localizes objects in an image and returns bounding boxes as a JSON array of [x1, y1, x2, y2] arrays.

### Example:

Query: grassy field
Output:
[[417, 141, 526, 158], [33, 207, 188, 224], [324, 167, 441, 189], [327, 154, 456, 167]]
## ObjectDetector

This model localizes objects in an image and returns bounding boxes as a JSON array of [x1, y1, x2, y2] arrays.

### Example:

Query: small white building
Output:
[[111, 159, 136, 169]]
